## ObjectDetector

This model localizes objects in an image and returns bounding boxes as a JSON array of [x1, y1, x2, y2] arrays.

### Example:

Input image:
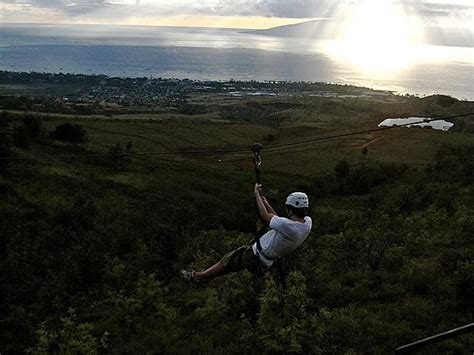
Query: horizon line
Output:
[[0, 18, 324, 31]]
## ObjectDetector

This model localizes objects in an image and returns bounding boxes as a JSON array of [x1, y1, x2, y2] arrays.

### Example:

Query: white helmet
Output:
[[285, 192, 309, 208]]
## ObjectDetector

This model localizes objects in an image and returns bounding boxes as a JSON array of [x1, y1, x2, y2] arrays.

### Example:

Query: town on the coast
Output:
[[0, 71, 393, 115]]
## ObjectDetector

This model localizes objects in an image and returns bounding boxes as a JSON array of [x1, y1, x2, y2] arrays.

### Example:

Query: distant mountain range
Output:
[[246, 20, 335, 40], [247, 20, 473, 48]]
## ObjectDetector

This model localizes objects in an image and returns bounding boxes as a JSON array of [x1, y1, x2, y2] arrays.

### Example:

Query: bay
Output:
[[0, 23, 473, 100]]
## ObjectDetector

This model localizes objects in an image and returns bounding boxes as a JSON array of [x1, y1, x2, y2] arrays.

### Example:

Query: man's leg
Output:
[[194, 260, 228, 280], [181, 245, 248, 282]]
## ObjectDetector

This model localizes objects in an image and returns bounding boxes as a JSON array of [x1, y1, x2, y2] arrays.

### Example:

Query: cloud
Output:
[[0, 0, 472, 30], [398, 0, 473, 22], [0, 0, 348, 18]]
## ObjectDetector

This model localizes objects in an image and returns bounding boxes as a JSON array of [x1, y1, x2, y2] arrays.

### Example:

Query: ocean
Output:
[[1, 23, 473, 100]]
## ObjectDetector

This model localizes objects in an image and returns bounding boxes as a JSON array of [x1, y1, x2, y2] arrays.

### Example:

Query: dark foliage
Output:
[[0, 95, 34, 111], [335, 160, 350, 178], [178, 103, 212, 115], [13, 124, 30, 148], [50, 122, 87, 143], [10, 115, 44, 149], [1, 71, 473, 353], [0, 115, 13, 173], [22, 115, 43, 140], [0, 118, 473, 352], [106, 142, 132, 171]]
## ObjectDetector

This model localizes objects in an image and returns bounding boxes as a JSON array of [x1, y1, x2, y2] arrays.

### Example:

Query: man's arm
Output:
[[255, 183, 275, 223], [261, 196, 278, 216]]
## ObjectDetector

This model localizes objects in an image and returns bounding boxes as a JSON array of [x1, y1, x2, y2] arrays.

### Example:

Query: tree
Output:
[[13, 124, 30, 149], [108, 143, 130, 171], [27, 309, 104, 353], [335, 160, 350, 178], [22, 114, 43, 140], [0, 130, 12, 172], [50, 122, 87, 143], [11, 114, 44, 149]]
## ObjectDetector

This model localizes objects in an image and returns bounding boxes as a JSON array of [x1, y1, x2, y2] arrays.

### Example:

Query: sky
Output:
[[0, 0, 473, 33]]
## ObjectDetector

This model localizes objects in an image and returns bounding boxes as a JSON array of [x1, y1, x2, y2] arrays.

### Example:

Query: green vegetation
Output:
[[0, 75, 473, 353], [50, 122, 88, 143]]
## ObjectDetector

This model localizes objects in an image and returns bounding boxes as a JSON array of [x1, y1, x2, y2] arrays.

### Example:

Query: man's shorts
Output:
[[220, 245, 264, 275]]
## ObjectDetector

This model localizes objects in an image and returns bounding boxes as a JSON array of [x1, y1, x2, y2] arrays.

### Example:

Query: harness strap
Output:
[[256, 246, 276, 261], [237, 247, 244, 269], [275, 258, 287, 290], [224, 246, 244, 272], [255, 235, 263, 254], [255, 247, 287, 290]]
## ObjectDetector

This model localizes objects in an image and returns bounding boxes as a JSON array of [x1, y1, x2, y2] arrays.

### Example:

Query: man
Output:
[[180, 183, 312, 282]]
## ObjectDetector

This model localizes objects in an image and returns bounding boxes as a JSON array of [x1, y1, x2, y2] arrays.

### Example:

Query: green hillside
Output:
[[1, 86, 473, 353]]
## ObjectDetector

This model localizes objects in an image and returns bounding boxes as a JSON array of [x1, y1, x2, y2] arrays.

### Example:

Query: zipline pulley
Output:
[[251, 143, 265, 239], [251, 143, 263, 184]]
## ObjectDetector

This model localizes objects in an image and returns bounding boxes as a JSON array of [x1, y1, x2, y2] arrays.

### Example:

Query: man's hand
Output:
[[254, 183, 262, 196], [254, 183, 275, 222]]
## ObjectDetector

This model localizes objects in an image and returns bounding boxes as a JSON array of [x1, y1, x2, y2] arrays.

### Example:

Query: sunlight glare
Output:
[[327, 0, 424, 76]]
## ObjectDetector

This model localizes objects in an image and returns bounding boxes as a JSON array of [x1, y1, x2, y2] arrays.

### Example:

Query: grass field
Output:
[[5, 93, 474, 178]]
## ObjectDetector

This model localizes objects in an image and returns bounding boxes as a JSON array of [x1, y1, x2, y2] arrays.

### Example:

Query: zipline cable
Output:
[[1, 111, 473, 161], [264, 112, 474, 151]]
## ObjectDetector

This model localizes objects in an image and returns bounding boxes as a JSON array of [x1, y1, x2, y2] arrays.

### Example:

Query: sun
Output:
[[327, 0, 424, 76]]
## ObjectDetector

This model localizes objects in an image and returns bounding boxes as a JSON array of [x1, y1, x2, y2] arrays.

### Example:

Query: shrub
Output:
[[22, 114, 43, 140], [107, 142, 131, 171], [50, 122, 87, 143], [10, 114, 44, 148], [0, 95, 33, 111], [335, 160, 350, 178], [0, 111, 10, 128], [13, 124, 30, 148], [266, 133, 276, 142], [27, 309, 103, 354], [0, 131, 12, 171]]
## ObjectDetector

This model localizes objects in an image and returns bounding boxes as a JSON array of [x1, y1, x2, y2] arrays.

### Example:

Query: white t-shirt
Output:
[[252, 215, 312, 267]]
